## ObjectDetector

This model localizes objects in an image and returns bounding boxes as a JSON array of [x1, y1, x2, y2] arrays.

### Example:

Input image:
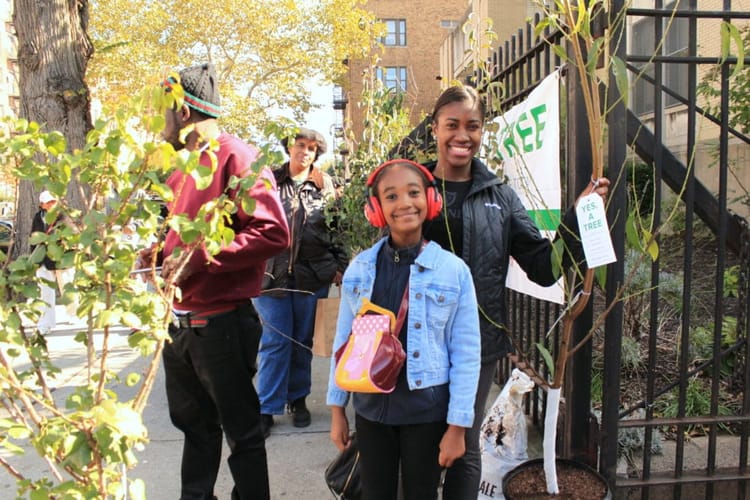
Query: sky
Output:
[[276, 76, 338, 165], [304, 78, 340, 164]]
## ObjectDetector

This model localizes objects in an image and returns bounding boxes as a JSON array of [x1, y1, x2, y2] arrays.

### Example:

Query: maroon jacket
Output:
[[164, 133, 289, 311]]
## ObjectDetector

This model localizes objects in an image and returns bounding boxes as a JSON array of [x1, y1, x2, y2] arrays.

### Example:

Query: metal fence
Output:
[[397, 1, 750, 497]]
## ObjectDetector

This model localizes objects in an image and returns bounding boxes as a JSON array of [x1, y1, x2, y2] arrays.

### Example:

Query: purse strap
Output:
[[392, 285, 410, 339]]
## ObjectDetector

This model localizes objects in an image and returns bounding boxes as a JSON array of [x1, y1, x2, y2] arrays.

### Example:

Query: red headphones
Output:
[[364, 159, 443, 228]]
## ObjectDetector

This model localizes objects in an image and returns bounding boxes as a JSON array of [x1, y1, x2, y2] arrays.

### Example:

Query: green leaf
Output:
[[8, 425, 31, 439], [586, 38, 604, 75], [106, 136, 123, 155], [642, 229, 659, 261], [534, 18, 551, 39], [241, 197, 257, 217], [192, 163, 214, 190], [720, 22, 745, 78], [128, 479, 147, 500], [220, 227, 235, 247], [30, 489, 50, 500], [595, 265, 607, 289], [149, 115, 166, 134], [550, 238, 565, 279], [73, 332, 89, 345], [552, 44, 569, 63], [121, 312, 142, 328], [536, 343, 555, 378], [611, 55, 629, 107], [43, 132, 67, 155], [126, 372, 141, 387], [1, 440, 25, 455], [625, 211, 640, 250], [62, 433, 93, 469]]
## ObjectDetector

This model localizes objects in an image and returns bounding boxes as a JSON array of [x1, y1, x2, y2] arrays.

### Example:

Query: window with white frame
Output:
[[632, 2, 689, 115], [376, 66, 407, 91], [380, 19, 406, 46]]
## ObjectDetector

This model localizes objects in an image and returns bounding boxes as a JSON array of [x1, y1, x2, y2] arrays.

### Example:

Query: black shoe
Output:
[[290, 397, 311, 428], [260, 414, 274, 438]]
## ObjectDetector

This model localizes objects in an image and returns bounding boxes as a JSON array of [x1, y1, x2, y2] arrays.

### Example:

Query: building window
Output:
[[632, 2, 689, 115], [380, 19, 406, 46], [376, 66, 408, 91]]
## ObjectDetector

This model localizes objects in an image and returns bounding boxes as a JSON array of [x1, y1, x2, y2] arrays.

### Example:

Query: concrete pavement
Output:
[[136, 348, 344, 499], [3, 306, 743, 498], [0, 307, 351, 499]]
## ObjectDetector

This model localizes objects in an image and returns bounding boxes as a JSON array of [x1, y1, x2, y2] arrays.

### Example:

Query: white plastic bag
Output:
[[477, 369, 535, 499]]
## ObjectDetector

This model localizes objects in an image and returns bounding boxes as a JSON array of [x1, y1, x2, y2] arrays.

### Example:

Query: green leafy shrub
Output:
[[0, 77, 278, 498], [655, 376, 739, 436]]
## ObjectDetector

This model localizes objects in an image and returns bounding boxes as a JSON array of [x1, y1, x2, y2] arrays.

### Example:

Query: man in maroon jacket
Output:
[[142, 63, 289, 500]]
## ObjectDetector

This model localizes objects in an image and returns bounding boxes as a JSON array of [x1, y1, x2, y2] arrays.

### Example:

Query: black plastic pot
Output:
[[502, 458, 612, 499]]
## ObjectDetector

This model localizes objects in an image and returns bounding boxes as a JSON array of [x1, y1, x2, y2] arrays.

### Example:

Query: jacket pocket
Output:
[[425, 288, 459, 331]]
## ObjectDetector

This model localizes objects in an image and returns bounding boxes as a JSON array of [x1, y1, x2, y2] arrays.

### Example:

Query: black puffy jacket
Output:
[[260, 163, 348, 295], [424, 158, 582, 363]]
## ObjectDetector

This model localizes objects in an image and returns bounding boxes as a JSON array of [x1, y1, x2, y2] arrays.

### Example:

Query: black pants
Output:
[[163, 304, 269, 500], [355, 413, 446, 500], [441, 361, 497, 500]]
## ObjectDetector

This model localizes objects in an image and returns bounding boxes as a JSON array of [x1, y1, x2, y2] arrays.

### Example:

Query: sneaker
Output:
[[290, 397, 311, 428], [260, 414, 274, 439]]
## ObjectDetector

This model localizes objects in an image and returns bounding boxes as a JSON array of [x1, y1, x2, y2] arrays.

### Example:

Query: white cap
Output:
[[39, 191, 56, 204]]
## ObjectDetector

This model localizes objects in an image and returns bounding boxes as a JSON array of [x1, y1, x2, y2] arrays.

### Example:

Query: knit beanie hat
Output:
[[166, 63, 221, 118]]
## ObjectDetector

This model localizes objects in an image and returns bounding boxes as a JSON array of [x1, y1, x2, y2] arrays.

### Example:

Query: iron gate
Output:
[[396, 1, 750, 498]]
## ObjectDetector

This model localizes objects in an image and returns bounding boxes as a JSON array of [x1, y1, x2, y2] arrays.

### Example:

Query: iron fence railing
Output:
[[398, 2, 750, 497]]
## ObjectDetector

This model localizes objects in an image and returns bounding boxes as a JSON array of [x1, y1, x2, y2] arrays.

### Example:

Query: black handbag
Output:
[[324, 433, 362, 500]]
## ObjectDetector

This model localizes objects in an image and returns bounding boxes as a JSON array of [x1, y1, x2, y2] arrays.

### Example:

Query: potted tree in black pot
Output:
[[499, 0, 633, 497], [500, 0, 745, 497]]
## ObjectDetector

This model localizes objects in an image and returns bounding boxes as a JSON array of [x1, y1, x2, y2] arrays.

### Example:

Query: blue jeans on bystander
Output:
[[253, 285, 329, 415]]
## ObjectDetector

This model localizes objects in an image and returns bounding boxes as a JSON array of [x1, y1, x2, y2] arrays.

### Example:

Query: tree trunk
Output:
[[11, 0, 93, 258]]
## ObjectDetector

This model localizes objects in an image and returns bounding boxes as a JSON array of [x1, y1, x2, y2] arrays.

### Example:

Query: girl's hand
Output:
[[330, 406, 350, 451], [438, 425, 466, 468]]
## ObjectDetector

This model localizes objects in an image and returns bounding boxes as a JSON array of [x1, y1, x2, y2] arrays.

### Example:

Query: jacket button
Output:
[[438, 295, 445, 303], [416, 380, 422, 386], [415, 322, 421, 329], [418, 266, 425, 272], [413, 351, 420, 358], [416, 293, 422, 299]]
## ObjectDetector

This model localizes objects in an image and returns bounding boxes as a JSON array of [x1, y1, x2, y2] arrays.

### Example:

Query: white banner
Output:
[[489, 70, 564, 304]]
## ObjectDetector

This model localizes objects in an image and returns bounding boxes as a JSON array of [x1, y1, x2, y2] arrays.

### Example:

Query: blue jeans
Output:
[[253, 286, 328, 415]]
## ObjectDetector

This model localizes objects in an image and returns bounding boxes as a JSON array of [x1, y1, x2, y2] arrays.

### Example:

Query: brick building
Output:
[[340, 0, 466, 148], [440, 0, 539, 83]]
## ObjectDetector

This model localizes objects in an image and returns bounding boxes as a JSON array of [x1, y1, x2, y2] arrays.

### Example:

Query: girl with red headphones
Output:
[[327, 159, 482, 500]]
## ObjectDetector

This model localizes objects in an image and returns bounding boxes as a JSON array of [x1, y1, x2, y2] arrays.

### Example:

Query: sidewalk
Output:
[[1, 307, 509, 499], [6, 307, 743, 499], [137, 351, 345, 499], [0, 308, 352, 499]]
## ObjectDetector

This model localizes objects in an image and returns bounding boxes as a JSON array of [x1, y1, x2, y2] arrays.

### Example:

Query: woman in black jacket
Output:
[[421, 85, 610, 499], [254, 128, 348, 437]]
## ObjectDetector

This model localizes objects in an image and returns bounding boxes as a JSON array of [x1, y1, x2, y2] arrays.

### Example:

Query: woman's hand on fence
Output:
[[575, 176, 610, 208], [438, 425, 467, 468]]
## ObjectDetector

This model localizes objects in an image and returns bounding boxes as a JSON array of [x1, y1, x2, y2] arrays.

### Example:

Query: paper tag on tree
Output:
[[576, 193, 616, 268]]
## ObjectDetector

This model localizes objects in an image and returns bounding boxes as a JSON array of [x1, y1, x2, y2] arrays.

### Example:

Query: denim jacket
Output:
[[326, 238, 481, 427]]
